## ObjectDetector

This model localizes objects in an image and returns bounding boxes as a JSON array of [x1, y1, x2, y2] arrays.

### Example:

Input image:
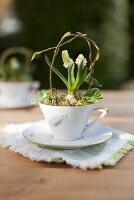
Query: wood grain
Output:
[[0, 90, 134, 200]]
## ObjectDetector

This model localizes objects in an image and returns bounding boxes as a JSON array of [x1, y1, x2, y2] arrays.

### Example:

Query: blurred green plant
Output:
[[0, 47, 34, 82]]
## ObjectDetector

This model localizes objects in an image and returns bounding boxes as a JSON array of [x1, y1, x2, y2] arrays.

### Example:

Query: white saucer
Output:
[[22, 122, 112, 150], [0, 94, 35, 109]]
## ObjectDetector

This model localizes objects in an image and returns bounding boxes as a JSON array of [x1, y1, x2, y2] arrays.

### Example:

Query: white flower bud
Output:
[[75, 54, 87, 68], [62, 50, 74, 68]]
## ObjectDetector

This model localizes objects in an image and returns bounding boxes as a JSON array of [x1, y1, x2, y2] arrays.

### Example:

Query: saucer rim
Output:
[[22, 125, 113, 150], [0, 94, 35, 109]]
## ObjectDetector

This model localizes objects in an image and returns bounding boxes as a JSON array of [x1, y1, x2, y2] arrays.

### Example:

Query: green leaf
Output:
[[68, 64, 75, 92], [78, 67, 88, 88], [93, 78, 102, 87], [72, 61, 84, 91], [67, 63, 75, 90], [32, 90, 49, 104], [84, 88, 103, 103], [84, 73, 90, 83], [84, 75, 102, 88], [45, 55, 68, 87], [85, 88, 102, 98], [84, 72, 93, 87]]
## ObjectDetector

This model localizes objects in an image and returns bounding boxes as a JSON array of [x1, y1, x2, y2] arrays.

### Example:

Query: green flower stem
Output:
[[67, 63, 75, 92], [71, 62, 84, 92], [68, 67, 72, 89], [70, 64, 75, 85]]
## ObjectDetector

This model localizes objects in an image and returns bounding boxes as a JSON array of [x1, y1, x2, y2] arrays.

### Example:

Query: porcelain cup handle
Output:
[[82, 107, 108, 134]]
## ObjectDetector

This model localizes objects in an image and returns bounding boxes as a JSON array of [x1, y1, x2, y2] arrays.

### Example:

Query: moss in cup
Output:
[[32, 32, 102, 106]]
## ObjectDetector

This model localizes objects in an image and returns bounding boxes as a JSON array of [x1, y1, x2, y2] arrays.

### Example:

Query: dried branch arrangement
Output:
[[32, 32, 103, 106]]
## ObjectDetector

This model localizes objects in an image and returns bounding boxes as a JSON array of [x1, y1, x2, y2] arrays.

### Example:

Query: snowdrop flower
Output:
[[62, 50, 74, 68], [75, 54, 87, 68]]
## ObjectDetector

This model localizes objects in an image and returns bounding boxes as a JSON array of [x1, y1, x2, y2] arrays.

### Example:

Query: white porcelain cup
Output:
[[0, 81, 40, 104], [39, 103, 108, 141]]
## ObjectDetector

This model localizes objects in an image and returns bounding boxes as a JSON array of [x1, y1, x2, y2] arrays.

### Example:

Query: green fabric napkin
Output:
[[1, 120, 134, 169]]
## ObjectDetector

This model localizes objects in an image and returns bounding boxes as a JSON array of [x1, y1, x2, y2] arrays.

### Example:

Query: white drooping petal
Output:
[[68, 58, 74, 66], [62, 50, 74, 68], [75, 54, 87, 68]]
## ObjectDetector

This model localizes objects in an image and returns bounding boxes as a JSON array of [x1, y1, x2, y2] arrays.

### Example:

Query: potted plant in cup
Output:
[[32, 32, 108, 141], [0, 47, 40, 106]]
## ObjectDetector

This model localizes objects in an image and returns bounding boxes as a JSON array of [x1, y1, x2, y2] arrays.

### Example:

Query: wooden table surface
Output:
[[0, 90, 134, 200]]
